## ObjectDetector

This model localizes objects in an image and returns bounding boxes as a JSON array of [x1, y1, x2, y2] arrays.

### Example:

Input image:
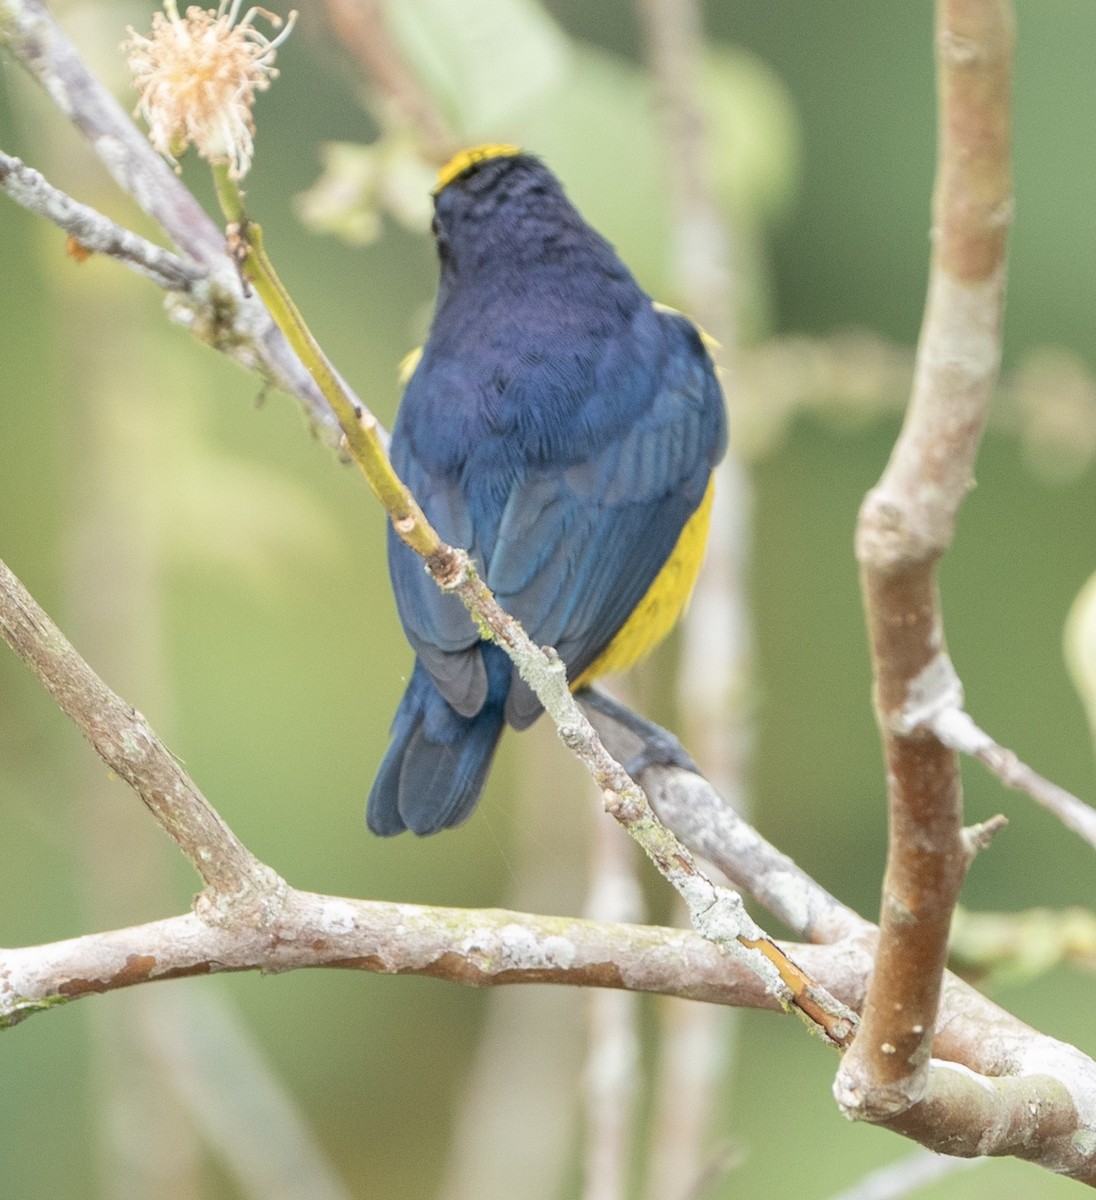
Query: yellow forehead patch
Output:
[[434, 143, 521, 194]]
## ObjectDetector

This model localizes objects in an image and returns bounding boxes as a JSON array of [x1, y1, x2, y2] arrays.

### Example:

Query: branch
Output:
[[0, 891, 853, 1030], [0, 151, 203, 291], [582, 813, 643, 1200], [932, 701, 1096, 850], [823, 1149, 983, 1200], [7, 832, 1096, 1181], [839, 0, 1014, 1123], [582, 693, 865, 944], [0, 557, 282, 918]]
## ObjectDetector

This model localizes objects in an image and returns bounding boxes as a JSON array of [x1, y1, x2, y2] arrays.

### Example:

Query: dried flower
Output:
[[124, 1, 296, 180]]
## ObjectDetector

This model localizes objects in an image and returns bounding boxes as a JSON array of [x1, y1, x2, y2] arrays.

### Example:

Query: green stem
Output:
[[211, 162, 246, 225], [211, 165, 440, 557]]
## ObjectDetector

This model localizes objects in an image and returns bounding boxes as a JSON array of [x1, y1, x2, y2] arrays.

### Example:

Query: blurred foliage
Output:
[[950, 906, 1096, 986], [1, 1, 1095, 1198]]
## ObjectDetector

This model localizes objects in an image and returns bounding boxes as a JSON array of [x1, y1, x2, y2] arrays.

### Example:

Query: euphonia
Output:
[[368, 144, 727, 836]]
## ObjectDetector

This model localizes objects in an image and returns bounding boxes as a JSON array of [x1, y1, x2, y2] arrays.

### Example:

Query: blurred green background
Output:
[[2, 1, 1095, 1197]]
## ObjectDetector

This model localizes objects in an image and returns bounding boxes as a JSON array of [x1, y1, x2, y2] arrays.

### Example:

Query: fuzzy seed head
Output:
[[124, 1, 296, 179]]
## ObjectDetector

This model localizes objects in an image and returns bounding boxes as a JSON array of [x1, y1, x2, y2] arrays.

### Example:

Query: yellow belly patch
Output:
[[572, 476, 715, 688]]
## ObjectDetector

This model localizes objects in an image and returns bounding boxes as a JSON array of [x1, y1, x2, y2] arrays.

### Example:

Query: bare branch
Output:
[[146, 989, 355, 1200], [932, 704, 1096, 850], [879, 650, 1096, 851], [840, 0, 1014, 1123], [950, 905, 1096, 977], [7, 878, 1096, 1184], [582, 694, 865, 944], [0, 891, 848, 1029], [0, 556, 281, 915], [2, 0, 219, 260], [0, 150, 203, 291]]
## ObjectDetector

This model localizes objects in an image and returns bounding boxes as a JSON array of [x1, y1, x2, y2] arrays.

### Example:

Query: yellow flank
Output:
[[652, 301, 721, 357], [572, 475, 716, 688], [398, 345, 423, 386], [434, 144, 522, 194]]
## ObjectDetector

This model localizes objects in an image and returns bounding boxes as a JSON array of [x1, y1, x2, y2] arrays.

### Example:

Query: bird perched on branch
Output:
[[368, 144, 727, 836]]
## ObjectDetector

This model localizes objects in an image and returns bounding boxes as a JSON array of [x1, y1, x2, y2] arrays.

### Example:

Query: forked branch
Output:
[[839, 0, 1015, 1126]]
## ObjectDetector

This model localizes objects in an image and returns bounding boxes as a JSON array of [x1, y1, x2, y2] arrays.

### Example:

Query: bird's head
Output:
[[429, 144, 603, 284]]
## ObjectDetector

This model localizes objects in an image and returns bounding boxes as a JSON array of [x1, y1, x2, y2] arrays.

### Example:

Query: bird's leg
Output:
[[575, 686, 700, 778]]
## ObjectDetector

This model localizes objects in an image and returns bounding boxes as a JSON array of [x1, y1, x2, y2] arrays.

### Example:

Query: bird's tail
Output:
[[367, 652, 508, 836]]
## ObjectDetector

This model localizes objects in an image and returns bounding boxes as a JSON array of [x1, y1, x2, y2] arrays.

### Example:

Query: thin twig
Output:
[[949, 905, 1096, 977], [822, 1148, 982, 1200], [932, 704, 1096, 850], [1, 0, 219, 260], [435, 744, 588, 1200], [582, 694, 865, 943], [0, 151, 204, 291], [147, 989, 356, 1200], [839, 0, 1015, 1124], [882, 638, 1096, 851]]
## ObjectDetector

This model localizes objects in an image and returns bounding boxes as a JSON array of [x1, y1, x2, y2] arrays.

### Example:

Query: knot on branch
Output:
[[426, 545, 472, 591], [833, 1057, 928, 1124], [601, 785, 647, 825], [193, 864, 289, 931]]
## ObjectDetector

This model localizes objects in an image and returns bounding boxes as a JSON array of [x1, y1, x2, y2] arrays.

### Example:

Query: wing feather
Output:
[[388, 305, 726, 728]]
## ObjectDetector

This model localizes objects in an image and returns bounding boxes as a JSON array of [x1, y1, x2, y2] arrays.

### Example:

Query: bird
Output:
[[367, 144, 727, 836]]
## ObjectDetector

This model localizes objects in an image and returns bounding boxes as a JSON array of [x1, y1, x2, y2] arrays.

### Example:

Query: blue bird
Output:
[[368, 145, 727, 836]]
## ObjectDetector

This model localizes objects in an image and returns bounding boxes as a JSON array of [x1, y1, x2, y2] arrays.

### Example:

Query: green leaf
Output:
[[384, 0, 571, 137]]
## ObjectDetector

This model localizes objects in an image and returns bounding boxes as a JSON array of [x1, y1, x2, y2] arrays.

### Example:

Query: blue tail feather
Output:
[[367, 649, 510, 836]]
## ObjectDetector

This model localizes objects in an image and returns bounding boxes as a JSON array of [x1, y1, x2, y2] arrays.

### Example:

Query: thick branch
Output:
[[0, 557, 281, 917], [841, 0, 1014, 1121], [5, 885, 1096, 1182], [0, 890, 856, 1029]]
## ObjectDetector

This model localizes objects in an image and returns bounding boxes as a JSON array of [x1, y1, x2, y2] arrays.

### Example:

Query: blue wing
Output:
[[387, 446, 488, 718], [387, 305, 726, 727], [489, 311, 725, 723]]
